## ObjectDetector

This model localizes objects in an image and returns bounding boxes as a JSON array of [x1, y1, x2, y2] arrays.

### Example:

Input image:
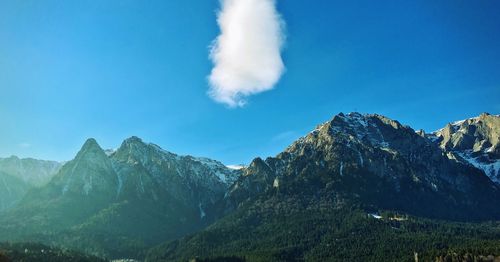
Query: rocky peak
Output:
[[113, 136, 179, 167], [120, 136, 151, 151], [77, 138, 105, 156], [71, 138, 113, 172], [286, 112, 424, 158], [429, 113, 500, 184], [54, 138, 117, 196], [434, 113, 499, 152]]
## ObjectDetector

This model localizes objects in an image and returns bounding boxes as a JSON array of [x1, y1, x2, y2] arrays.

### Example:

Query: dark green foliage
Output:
[[146, 195, 500, 262], [190, 257, 246, 262], [0, 242, 106, 262]]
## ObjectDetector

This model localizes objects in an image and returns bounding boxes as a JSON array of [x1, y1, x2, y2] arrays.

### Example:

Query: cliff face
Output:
[[429, 113, 500, 184]]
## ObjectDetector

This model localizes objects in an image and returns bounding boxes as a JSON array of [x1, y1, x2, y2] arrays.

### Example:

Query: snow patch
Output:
[[486, 146, 495, 153], [226, 164, 245, 170], [273, 177, 279, 188], [358, 151, 364, 167], [214, 171, 227, 183], [369, 213, 382, 219], [139, 173, 145, 193], [198, 202, 206, 219], [456, 151, 500, 184], [116, 173, 123, 197], [83, 176, 92, 195], [104, 149, 116, 156]]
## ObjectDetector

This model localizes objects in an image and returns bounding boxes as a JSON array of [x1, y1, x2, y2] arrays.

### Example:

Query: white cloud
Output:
[[18, 142, 31, 148], [208, 0, 286, 107], [271, 130, 297, 142]]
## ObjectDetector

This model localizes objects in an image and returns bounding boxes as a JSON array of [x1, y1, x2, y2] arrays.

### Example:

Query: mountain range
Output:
[[0, 156, 61, 211], [0, 136, 240, 259], [0, 112, 499, 261]]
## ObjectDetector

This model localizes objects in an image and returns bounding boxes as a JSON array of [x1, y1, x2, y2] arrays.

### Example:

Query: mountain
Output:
[[427, 113, 500, 184], [222, 113, 499, 220], [0, 156, 62, 187], [1, 113, 499, 261], [146, 112, 500, 261], [0, 171, 31, 211], [0, 156, 61, 212], [0, 136, 240, 259]]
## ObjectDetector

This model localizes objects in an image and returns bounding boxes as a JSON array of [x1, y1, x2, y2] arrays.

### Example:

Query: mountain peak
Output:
[[429, 113, 500, 183], [73, 138, 108, 163], [116, 136, 149, 154], [81, 138, 100, 150], [124, 136, 144, 144]]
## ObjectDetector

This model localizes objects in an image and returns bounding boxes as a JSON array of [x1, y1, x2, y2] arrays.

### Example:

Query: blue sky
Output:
[[1, 0, 499, 165]]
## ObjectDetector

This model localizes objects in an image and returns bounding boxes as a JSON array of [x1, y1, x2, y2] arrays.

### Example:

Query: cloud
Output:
[[18, 142, 31, 148], [271, 130, 297, 142], [208, 0, 286, 107]]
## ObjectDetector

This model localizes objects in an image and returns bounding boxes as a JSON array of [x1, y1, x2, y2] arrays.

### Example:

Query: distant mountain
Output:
[[0, 156, 61, 212], [0, 171, 30, 211], [427, 113, 500, 184], [147, 112, 500, 261], [0, 156, 62, 186], [0, 136, 240, 259]]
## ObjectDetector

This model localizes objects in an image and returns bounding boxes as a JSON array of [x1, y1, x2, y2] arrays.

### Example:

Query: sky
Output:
[[0, 0, 499, 165]]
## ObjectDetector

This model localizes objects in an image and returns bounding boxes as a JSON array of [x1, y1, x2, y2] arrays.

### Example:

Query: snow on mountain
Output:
[[226, 164, 246, 170], [191, 157, 240, 185], [427, 113, 500, 184]]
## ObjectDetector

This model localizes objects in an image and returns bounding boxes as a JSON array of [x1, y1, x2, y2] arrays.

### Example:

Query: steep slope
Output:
[[148, 112, 500, 261], [428, 113, 500, 184], [111, 136, 238, 212], [0, 137, 240, 259], [0, 156, 61, 186], [0, 171, 31, 212]]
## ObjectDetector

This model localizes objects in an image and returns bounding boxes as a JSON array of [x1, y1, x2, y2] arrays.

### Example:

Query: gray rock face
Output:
[[225, 113, 500, 220], [110, 136, 240, 219], [51, 138, 118, 197], [429, 113, 500, 184]]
